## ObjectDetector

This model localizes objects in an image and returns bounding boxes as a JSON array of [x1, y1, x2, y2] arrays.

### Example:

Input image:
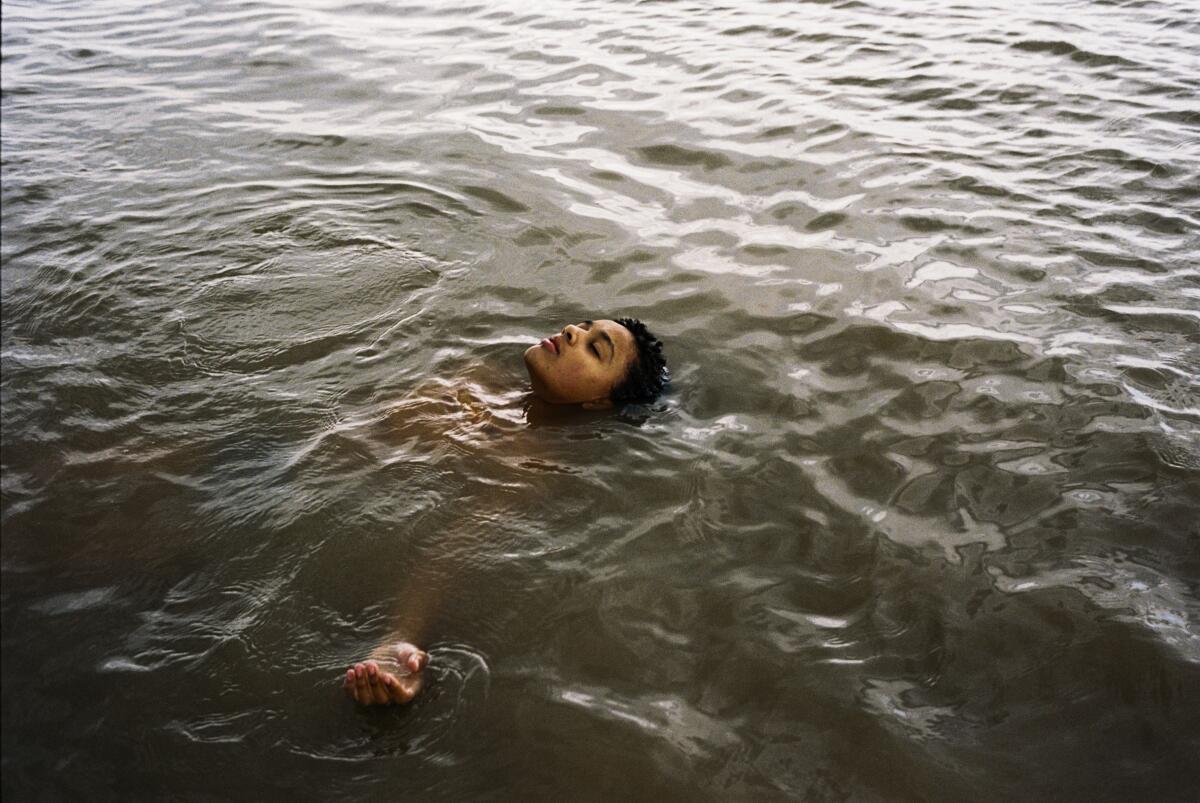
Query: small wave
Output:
[[634, 144, 732, 171], [1011, 39, 1137, 68]]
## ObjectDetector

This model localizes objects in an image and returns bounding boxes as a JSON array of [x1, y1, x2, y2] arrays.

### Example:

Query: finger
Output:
[[407, 650, 428, 673], [354, 663, 372, 702], [366, 662, 391, 704], [390, 642, 420, 667]]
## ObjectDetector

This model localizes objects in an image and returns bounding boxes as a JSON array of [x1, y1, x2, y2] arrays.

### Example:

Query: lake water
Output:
[[3, 0, 1199, 799]]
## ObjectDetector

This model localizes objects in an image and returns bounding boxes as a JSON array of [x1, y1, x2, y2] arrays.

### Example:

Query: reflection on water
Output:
[[2, 0, 1199, 800]]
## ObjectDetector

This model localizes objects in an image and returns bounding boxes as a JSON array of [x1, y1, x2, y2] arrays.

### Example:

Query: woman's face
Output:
[[524, 319, 637, 406]]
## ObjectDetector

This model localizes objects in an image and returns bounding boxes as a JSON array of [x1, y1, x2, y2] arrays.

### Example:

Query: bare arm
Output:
[[344, 378, 521, 706]]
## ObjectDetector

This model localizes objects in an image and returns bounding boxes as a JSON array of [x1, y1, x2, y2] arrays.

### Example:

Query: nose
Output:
[[562, 324, 584, 345]]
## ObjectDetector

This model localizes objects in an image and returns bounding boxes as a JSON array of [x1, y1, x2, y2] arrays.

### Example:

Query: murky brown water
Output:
[[3, 0, 1199, 799]]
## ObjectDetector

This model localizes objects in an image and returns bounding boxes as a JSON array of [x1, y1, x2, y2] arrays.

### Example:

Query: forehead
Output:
[[589, 319, 635, 348]]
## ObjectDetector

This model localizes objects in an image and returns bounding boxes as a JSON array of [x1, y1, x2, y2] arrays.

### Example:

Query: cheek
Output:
[[553, 362, 604, 400], [554, 363, 586, 389], [578, 365, 613, 395]]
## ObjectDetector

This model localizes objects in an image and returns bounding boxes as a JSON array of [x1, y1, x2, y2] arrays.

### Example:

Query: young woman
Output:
[[343, 318, 667, 706]]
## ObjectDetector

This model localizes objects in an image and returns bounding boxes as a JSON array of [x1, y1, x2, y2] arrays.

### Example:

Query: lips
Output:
[[540, 336, 559, 355]]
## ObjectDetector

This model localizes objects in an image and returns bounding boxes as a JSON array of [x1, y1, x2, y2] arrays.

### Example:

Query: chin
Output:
[[523, 349, 551, 397], [523, 345, 542, 375]]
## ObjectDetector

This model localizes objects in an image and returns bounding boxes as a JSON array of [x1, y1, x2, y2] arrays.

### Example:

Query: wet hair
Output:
[[611, 317, 668, 403]]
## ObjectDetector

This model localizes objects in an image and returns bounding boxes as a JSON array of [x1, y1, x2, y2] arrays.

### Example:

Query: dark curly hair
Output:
[[610, 317, 668, 403]]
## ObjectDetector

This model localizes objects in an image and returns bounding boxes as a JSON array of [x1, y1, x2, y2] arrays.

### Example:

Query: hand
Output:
[[344, 642, 428, 706]]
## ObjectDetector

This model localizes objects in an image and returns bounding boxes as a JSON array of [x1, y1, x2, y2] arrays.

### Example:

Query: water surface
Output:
[[3, 0, 1199, 800]]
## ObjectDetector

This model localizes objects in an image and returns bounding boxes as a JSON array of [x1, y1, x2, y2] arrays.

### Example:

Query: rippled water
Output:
[[3, 0, 1199, 799]]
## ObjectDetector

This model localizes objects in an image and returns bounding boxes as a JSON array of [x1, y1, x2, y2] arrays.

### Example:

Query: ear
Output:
[[581, 398, 613, 411]]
